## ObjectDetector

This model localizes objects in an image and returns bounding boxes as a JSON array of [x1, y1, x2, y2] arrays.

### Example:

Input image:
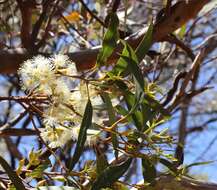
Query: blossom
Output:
[[40, 125, 73, 148], [18, 56, 55, 92], [51, 79, 72, 104], [65, 63, 77, 76], [51, 54, 69, 68], [70, 90, 86, 116], [18, 55, 105, 148], [51, 54, 77, 75], [44, 103, 75, 124], [43, 116, 59, 127]]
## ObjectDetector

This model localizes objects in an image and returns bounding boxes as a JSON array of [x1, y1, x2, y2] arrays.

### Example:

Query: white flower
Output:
[[44, 103, 74, 123], [43, 116, 59, 127], [40, 125, 73, 148], [70, 90, 86, 115], [51, 54, 77, 75], [51, 54, 69, 68], [52, 79, 71, 104], [19, 56, 55, 92], [18, 55, 107, 149], [65, 63, 77, 75]]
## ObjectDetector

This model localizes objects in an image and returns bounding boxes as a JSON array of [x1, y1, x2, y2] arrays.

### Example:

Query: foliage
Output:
[[0, 0, 217, 190]]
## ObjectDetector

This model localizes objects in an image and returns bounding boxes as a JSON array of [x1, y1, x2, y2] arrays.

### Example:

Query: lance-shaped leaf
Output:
[[110, 40, 138, 76], [102, 92, 119, 159], [113, 79, 143, 131], [124, 91, 143, 131], [159, 158, 177, 174], [91, 158, 132, 190], [143, 94, 170, 117], [97, 13, 119, 66], [142, 158, 157, 184], [0, 155, 26, 190], [96, 152, 109, 176], [69, 100, 93, 170], [186, 160, 214, 170], [112, 41, 145, 99], [27, 161, 50, 178], [120, 55, 144, 93], [135, 22, 153, 62], [111, 40, 138, 75]]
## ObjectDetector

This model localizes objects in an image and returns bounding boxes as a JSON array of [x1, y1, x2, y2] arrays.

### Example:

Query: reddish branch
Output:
[[0, 0, 210, 74], [16, 0, 35, 50], [0, 128, 38, 137]]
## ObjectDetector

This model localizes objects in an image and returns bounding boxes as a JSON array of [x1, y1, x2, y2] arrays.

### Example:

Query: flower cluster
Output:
[[19, 55, 101, 148]]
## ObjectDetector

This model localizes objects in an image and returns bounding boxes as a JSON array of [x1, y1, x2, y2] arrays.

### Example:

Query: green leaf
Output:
[[142, 158, 156, 184], [186, 160, 215, 170], [96, 152, 109, 176], [102, 92, 119, 158], [113, 41, 145, 100], [112, 79, 149, 132], [0, 155, 26, 190], [97, 13, 119, 66], [28, 149, 42, 166], [140, 102, 154, 132], [177, 24, 186, 39], [69, 100, 93, 170], [124, 92, 143, 131], [120, 55, 144, 92], [143, 94, 170, 117], [91, 158, 132, 190], [135, 22, 153, 62], [159, 158, 177, 173], [110, 40, 138, 76], [27, 161, 50, 178], [115, 105, 133, 123]]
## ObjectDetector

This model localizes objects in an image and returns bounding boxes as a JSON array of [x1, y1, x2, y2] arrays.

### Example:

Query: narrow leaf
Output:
[[69, 100, 93, 170], [124, 92, 143, 131], [97, 13, 119, 66], [141, 158, 156, 184], [177, 24, 186, 39], [120, 55, 144, 91], [0, 155, 26, 190], [159, 158, 177, 173], [27, 161, 50, 178], [135, 22, 153, 62], [110, 40, 138, 76], [113, 80, 144, 131], [186, 160, 215, 169], [102, 92, 119, 158], [91, 158, 132, 190], [116, 105, 133, 123], [96, 152, 109, 176], [144, 94, 170, 117]]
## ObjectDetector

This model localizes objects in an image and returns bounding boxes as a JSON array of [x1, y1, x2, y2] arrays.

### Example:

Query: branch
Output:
[[156, 175, 217, 190], [131, 175, 217, 190], [16, 0, 35, 49], [0, 128, 38, 137], [0, 0, 210, 74]]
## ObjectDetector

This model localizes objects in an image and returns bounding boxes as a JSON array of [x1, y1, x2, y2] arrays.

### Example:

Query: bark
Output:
[[155, 176, 217, 190], [0, 0, 210, 74]]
